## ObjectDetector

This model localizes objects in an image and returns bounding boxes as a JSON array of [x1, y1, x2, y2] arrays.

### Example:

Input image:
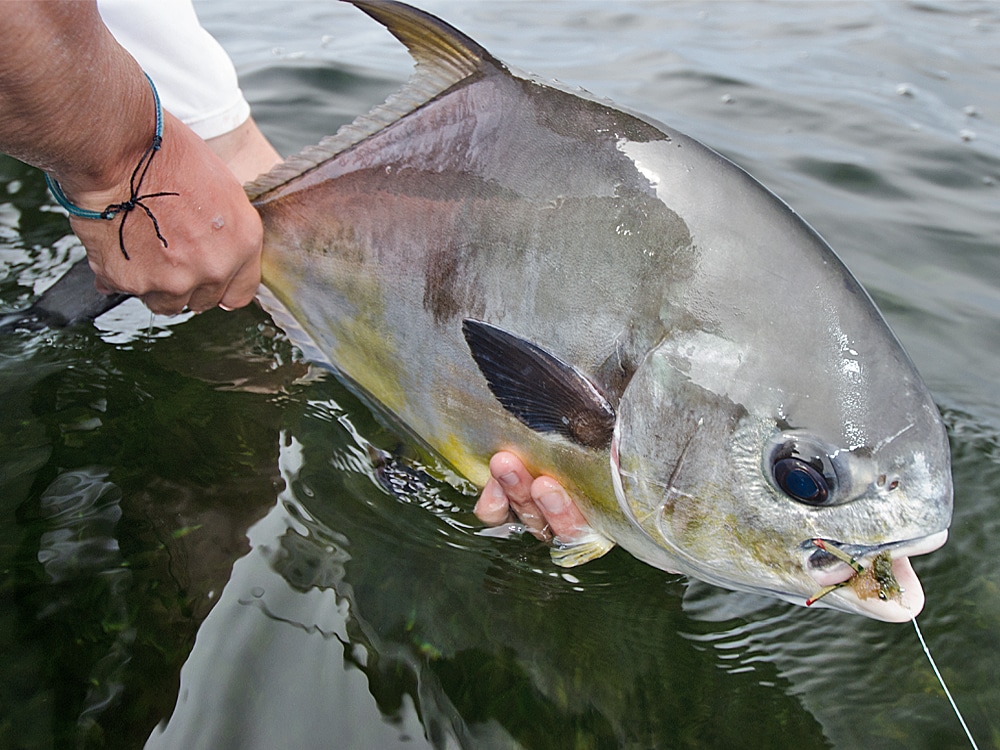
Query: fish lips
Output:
[[802, 530, 949, 622]]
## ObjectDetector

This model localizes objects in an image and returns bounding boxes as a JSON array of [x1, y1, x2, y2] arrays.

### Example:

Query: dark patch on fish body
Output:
[[257, 71, 696, 353]]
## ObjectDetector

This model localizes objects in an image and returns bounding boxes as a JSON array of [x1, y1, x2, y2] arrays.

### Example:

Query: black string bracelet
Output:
[[44, 72, 179, 260]]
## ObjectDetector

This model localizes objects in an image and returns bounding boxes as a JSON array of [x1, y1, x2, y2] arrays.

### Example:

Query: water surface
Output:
[[1, 2, 998, 748]]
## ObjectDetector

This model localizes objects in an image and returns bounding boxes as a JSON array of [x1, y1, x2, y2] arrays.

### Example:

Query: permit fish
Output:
[[16, 0, 952, 621], [246, 0, 953, 621]]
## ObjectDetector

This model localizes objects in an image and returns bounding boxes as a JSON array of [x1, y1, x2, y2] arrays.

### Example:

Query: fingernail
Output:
[[490, 480, 506, 500], [537, 490, 566, 515], [498, 472, 518, 488]]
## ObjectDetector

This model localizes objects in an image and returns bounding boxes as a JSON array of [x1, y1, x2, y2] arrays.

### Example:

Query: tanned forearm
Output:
[[0, 1, 152, 200], [0, 1, 268, 315]]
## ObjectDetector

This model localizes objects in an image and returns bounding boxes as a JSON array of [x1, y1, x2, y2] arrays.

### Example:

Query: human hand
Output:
[[69, 110, 264, 315], [475, 451, 590, 543]]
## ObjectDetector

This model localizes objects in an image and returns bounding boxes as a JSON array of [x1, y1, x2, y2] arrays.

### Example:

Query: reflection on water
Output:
[[150, 393, 830, 749], [1, 1, 998, 748], [37, 468, 133, 738], [146, 435, 429, 750]]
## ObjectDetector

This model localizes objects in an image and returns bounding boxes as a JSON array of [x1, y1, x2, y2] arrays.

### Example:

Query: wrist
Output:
[[50, 73, 179, 261], [48, 72, 158, 213]]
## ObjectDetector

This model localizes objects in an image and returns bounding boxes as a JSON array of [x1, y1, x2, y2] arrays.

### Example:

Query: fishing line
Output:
[[911, 616, 979, 750], [806, 540, 979, 748]]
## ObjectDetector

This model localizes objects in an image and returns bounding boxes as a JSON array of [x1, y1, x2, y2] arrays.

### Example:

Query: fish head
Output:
[[610, 282, 953, 624], [603, 130, 953, 621]]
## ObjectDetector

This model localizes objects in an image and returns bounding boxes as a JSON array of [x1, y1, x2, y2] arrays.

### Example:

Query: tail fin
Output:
[[0, 259, 127, 332]]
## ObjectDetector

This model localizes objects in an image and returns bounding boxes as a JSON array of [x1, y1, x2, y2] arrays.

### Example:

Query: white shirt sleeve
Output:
[[97, 0, 251, 140]]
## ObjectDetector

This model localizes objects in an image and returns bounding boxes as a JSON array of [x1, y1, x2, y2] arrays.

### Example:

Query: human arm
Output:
[[0, 1, 267, 314]]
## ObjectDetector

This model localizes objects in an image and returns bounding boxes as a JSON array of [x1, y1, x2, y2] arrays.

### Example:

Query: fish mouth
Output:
[[802, 530, 948, 622]]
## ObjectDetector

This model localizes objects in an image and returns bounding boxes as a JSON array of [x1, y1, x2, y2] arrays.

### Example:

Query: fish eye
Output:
[[773, 457, 830, 505], [765, 433, 842, 506]]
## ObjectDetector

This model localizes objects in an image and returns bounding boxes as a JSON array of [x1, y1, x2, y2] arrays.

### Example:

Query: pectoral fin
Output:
[[550, 529, 616, 567], [462, 319, 615, 449]]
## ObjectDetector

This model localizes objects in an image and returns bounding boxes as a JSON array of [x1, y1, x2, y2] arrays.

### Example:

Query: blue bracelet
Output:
[[44, 71, 178, 259]]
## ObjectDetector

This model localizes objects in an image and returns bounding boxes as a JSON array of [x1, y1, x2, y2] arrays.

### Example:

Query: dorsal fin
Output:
[[245, 0, 503, 201], [350, 0, 501, 78]]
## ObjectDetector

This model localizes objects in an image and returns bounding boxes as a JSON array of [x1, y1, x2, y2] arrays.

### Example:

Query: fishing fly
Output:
[[804, 538, 901, 606]]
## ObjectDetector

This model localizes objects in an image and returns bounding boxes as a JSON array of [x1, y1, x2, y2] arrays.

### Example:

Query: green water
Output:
[[2, 2, 999, 748]]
